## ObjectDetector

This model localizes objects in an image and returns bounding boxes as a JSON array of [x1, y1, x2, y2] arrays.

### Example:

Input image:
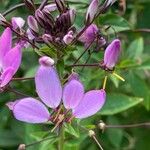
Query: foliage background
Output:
[[0, 0, 150, 150]]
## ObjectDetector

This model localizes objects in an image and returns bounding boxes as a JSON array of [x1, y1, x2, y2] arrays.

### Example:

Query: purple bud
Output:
[[63, 31, 74, 45], [103, 39, 121, 69], [27, 15, 39, 33], [86, 0, 99, 23], [55, 0, 65, 13], [42, 34, 53, 44], [12, 17, 25, 29], [35, 9, 45, 27], [69, 9, 76, 24], [39, 56, 55, 67], [43, 4, 57, 13], [26, 28, 35, 40]]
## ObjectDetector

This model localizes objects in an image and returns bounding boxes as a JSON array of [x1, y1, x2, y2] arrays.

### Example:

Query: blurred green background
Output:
[[0, 0, 150, 150]]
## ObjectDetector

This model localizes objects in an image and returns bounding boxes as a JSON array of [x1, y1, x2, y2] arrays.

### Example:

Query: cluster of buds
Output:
[[26, 0, 76, 46]]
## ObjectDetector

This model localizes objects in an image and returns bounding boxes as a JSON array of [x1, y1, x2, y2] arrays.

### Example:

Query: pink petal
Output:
[[12, 98, 50, 123], [63, 79, 84, 109], [0, 67, 14, 87], [0, 28, 12, 66], [35, 66, 62, 108], [73, 89, 106, 119], [104, 39, 121, 69], [6, 100, 20, 110], [2, 44, 22, 73], [12, 17, 25, 29]]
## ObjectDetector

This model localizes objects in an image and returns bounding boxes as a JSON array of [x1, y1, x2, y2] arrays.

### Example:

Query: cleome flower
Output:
[[7, 56, 106, 124], [0, 28, 22, 88]]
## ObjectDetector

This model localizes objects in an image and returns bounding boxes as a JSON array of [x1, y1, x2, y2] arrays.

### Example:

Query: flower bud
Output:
[[88, 130, 95, 137], [43, 4, 57, 13], [69, 9, 76, 24], [42, 34, 53, 44], [39, 56, 55, 67], [27, 15, 39, 33], [18, 144, 26, 150], [103, 39, 121, 70], [26, 28, 35, 40], [63, 32, 74, 45], [35, 9, 45, 27], [55, 0, 65, 13], [12, 17, 25, 29], [24, 0, 35, 11], [0, 13, 7, 25], [86, 0, 99, 24]]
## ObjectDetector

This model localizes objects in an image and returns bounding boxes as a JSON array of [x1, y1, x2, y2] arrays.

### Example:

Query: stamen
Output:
[[53, 105, 63, 122], [51, 114, 64, 132], [112, 72, 125, 82], [102, 76, 108, 90]]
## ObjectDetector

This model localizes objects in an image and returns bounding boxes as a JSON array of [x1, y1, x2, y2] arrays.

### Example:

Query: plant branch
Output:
[[12, 77, 34, 81]]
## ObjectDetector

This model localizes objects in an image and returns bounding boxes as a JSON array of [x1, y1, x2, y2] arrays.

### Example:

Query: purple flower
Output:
[[7, 58, 106, 123], [103, 39, 121, 70], [63, 31, 74, 45], [86, 0, 99, 23], [79, 24, 99, 48], [0, 28, 22, 88]]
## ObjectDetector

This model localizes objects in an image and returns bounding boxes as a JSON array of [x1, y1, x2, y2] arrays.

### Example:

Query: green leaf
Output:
[[127, 37, 144, 59], [106, 116, 123, 148], [100, 94, 143, 115], [64, 123, 80, 138], [100, 14, 131, 33], [0, 130, 22, 147]]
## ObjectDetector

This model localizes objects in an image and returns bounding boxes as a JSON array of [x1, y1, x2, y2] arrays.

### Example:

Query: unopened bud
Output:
[[18, 144, 26, 150], [39, 56, 55, 67], [43, 4, 57, 13], [42, 34, 53, 44], [55, 0, 66, 13], [24, 0, 35, 11], [86, 0, 99, 24], [63, 33, 73, 45], [0, 13, 7, 25], [69, 9, 76, 24], [98, 122, 106, 130], [12, 17, 25, 29], [35, 9, 45, 27], [27, 15, 39, 33], [26, 28, 35, 40], [88, 130, 95, 137]]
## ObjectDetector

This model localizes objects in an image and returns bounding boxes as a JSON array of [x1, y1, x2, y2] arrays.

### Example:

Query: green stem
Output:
[[58, 126, 65, 150]]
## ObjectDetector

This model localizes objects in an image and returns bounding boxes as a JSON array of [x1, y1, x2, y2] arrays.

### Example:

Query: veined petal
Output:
[[0, 67, 14, 87], [73, 89, 106, 119], [12, 17, 25, 29], [12, 98, 50, 123], [2, 44, 22, 73], [0, 28, 12, 65], [35, 65, 62, 108], [63, 79, 84, 109], [104, 39, 121, 69]]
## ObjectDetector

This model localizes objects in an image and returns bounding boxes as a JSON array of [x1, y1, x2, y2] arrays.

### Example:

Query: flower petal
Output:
[[0, 28, 12, 66], [12, 98, 50, 123], [73, 89, 106, 119], [12, 17, 25, 29], [35, 65, 62, 108], [2, 44, 22, 73], [63, 79, 84, 109], [0, 67, 14, 87], [104, 39, 121, 69]]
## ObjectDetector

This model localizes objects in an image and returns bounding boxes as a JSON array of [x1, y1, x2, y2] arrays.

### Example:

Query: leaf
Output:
[[129, 73, 150, 110], [100, 14, 131, 33], [0, 130, 22, 147], [99, 94, 143, 115], [106, 116, 123, 148], [64, 123, 80, 138], [127, 37, 144, 59]]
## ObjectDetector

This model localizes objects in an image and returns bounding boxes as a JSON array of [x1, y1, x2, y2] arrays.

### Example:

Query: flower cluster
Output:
[[0, 0, 122, 132]]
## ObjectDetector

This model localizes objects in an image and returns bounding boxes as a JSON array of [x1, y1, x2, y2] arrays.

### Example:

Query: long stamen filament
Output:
[[112, 72, 125, 82]]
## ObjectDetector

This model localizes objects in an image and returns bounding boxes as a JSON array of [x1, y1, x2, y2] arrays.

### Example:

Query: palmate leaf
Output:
[[99, 93, 143, 115]]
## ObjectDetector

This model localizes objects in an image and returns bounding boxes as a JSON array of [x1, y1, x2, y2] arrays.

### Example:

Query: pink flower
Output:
[[7, 58, 106, 123], [103, 39, 121, 70], [0, 28, 22, 88]]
